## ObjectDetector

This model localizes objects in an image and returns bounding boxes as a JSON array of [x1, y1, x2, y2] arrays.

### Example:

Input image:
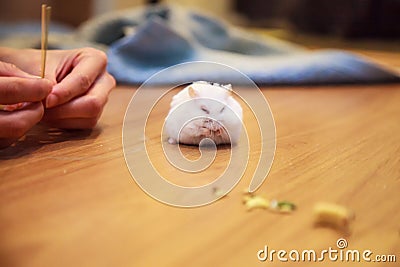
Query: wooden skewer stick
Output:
[[40, 4, 51, 78], [0, 5, 51, 111]]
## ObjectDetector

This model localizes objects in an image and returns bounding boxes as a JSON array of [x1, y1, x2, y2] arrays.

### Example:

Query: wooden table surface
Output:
[[1, 51, 399, 267]]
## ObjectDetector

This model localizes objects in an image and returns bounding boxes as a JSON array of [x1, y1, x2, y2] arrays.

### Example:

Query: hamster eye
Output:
[[220, 106, 225, 113], [201, 106, 210, 114]]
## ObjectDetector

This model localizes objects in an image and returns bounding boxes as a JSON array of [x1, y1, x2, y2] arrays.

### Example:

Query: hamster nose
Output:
[[203, 119, 222, 131]]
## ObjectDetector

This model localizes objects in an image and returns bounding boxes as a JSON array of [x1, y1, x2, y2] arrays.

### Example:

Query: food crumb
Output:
[[243, 192, 296, 213], [313, 202, 354, 230], [242, 191, 296, 213], [213, 187, 227, 198], [243, 195, 269, 211], [270, 200, 297, 213]]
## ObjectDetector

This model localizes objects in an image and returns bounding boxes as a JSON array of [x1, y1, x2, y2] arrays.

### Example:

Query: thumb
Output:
[[0, 61, 40, 79]]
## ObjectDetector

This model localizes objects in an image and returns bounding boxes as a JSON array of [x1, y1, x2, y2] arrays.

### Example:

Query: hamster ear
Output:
[[188, 86, 198, 98]]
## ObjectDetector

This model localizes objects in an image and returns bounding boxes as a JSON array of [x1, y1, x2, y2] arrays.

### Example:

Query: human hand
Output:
[[3, 47, 115, 129], [0, 61, 52, 148]]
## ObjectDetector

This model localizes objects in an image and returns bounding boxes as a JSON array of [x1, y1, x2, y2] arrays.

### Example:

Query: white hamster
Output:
[[165, 81, 243, 145]]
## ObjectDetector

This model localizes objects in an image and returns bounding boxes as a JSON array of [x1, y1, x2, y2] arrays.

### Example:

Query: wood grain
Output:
[[0, 51, 399, 266]]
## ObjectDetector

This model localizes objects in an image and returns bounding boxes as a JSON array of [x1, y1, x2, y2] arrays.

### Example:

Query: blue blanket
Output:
[[2, 5, 399, 85], [76, 5, 399, 85]]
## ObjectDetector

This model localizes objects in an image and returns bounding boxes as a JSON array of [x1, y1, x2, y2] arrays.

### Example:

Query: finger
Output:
[[0, 77, 53, 104], [0, 102, 44, 139], [46, 49, 108, 108], [0, 61, 40, 79], [0, 138, 16, 148], [43, 72, 115, 120]]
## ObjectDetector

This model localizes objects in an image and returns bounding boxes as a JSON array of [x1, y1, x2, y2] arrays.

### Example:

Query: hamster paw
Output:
[[168, 137, 177, 144]]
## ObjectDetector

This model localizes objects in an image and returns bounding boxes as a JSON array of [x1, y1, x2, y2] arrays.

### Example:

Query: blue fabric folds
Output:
[[77, 5, 400, 85]]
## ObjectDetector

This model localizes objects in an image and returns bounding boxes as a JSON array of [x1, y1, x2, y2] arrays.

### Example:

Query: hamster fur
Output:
[[165, 81, 243, 145]]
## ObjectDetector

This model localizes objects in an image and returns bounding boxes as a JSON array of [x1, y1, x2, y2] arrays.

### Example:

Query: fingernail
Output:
[[46, 94, 58, 108]]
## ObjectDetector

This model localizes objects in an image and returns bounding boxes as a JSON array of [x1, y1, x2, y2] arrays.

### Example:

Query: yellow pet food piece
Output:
[[313, 202, 354, 229], [243, 195, 270, 211]]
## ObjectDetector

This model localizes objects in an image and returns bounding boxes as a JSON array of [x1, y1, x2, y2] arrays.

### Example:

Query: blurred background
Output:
[[0, 0, 399, 47]]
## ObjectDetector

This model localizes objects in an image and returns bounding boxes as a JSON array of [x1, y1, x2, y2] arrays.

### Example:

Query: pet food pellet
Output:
[[243, 195, 270, 211], [313, 202, 354, 229]]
